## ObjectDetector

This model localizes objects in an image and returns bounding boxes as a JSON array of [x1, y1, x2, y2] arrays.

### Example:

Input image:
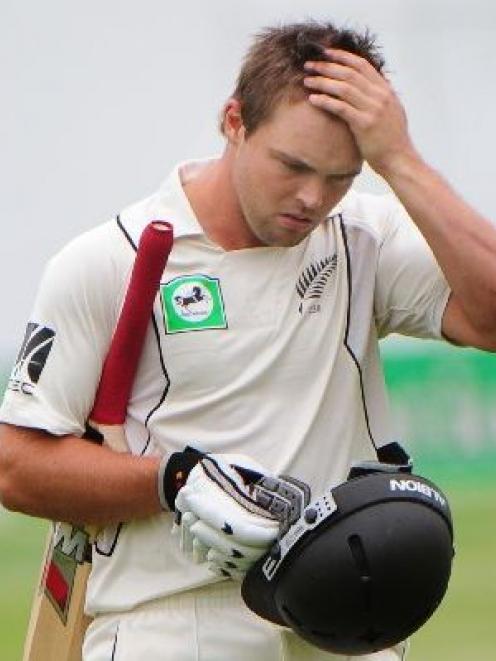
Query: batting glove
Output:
[[158, 447, 310, 579]]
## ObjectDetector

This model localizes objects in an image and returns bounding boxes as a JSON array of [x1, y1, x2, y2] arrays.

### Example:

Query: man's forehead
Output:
[[260, 100, 362, 173], [263, 96, 354, 143], [269, 147, 362, 178]]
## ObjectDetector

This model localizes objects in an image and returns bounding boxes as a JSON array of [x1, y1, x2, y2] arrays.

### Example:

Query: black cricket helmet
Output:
[[242, 465, 454, 655]]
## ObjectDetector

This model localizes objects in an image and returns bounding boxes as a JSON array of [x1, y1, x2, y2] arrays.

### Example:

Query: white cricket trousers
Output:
[[83, 581, 409, 661]]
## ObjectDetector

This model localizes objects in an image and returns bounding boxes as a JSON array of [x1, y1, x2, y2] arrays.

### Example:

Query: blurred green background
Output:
[[0, 341, 495, 660], [382, 341, 496, 660]]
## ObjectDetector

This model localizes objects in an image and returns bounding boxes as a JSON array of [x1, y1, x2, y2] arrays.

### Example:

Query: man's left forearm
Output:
[[378, 150, 496, 336]]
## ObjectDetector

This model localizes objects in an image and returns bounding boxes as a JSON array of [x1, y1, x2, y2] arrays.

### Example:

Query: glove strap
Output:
[[158, 446, 205, 510]]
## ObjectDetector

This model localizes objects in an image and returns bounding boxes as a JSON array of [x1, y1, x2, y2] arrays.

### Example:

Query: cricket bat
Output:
[[23, 220, 174, 661]]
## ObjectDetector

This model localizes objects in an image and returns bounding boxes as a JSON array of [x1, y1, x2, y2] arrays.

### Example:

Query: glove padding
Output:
[[173, 453, 310, 580]]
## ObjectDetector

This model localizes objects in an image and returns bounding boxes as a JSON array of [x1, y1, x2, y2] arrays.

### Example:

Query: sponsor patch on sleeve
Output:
[[8, 322, 55, 395]]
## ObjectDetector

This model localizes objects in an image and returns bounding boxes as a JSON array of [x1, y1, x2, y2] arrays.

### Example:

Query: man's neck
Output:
[[181, 155, 262, 250]]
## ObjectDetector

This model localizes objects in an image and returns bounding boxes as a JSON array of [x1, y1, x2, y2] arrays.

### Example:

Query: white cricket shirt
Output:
[[0, 159, 450, 614]]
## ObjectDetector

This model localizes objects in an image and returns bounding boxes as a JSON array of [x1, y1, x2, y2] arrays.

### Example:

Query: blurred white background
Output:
[[1, 0, 495, 359]]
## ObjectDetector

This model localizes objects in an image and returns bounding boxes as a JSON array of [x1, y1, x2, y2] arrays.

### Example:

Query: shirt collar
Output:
[[119, 158, 216, 247], [156, 157, 218, 238]]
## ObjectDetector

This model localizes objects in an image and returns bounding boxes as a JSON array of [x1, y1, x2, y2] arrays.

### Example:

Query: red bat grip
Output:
[[90, 221, 173, 425]]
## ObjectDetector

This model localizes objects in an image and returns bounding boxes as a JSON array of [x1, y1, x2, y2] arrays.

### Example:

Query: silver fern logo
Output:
[[296, 254, 338, 314]]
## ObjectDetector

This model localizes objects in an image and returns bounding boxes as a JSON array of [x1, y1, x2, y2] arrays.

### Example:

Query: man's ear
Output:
[[222, 98, 245, 144]]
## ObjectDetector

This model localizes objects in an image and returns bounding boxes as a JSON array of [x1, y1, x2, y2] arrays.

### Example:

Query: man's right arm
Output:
[[0, 223, 166, 526], [0, 423, 161, 526]]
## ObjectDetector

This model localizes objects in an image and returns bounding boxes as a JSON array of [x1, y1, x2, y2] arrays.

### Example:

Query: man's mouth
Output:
[[277, 213, 315, 230]]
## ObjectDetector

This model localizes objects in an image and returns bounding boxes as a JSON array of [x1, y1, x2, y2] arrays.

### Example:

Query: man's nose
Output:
[[295, 177, 326, 211]]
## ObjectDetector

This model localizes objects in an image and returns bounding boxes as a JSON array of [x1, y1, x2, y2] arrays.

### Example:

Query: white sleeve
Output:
[[0, 221, 131, 436], [374, 198, 451, 339]]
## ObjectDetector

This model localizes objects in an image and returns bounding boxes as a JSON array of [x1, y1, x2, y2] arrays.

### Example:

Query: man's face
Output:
[[229, 96, 363, 247]]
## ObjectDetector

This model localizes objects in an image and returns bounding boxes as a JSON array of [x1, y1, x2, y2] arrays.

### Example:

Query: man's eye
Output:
[[329, 175, 354, 185], [283, 161, 307, 173]]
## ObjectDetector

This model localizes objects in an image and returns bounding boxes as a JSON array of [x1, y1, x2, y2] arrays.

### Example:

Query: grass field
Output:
[[0, 478, 494, 660]]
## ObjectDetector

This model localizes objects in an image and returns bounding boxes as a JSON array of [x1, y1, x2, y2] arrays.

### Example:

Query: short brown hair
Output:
[[222, 21, 385, 135]]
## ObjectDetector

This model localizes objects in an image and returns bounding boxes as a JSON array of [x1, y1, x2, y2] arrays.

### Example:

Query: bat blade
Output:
[[23, 220, 173, 661], [23, 527, 92, 661]]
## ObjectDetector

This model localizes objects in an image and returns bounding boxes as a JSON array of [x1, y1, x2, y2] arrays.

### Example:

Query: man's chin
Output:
[[247, 217, 317, 248], [257, 235, 309, 249], [267, 225, 316, 248]]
